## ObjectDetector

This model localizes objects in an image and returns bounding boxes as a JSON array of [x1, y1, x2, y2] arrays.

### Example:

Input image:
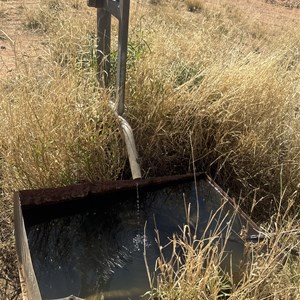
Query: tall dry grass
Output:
[[0, 0, 127, 191], [0, 0, 299, 203], [126, 2, 300, 218], [146, 195, 300, 299], [145, 202, 235, 299], [0, 64, 126, 190]]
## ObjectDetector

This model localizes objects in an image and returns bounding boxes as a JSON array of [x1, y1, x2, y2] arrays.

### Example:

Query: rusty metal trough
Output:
[[14, 173, 261, 299]]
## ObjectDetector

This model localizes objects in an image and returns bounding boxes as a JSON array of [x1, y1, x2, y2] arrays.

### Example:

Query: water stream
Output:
[[25, 179, 256, 300]]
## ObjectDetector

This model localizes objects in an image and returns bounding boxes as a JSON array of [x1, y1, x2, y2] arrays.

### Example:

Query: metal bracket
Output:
[[88, 0, 121, 19]]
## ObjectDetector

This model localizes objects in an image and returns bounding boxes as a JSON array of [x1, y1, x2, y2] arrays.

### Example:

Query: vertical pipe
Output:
[[97, 7, 111, 87], [116, 0, 130, 116]]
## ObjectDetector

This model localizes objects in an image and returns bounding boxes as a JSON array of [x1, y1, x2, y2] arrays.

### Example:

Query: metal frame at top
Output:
[[88, 0, 130, 116]]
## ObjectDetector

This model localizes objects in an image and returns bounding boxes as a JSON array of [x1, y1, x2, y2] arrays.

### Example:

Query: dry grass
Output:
[[266, 0, 300, 9], [0, 196, 21, 300], [126, 2, 300, 218], [1, 0, 126, 191], [230, 194, 300, 299], [0, 0, 300, 298], [147, 197, 300, 299], [0, 65, 126, 190], [184, 0, 204, 12], [145, 203, 234, 299]]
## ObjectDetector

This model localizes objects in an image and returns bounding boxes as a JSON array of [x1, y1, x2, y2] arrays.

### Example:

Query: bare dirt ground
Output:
[[205, 0, 300, 30], [0, 0, 299, 299], [0, 0, 42, 76]]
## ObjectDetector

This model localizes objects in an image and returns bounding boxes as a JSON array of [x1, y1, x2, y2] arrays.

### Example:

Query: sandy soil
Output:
[[0, 0, 42, 76], [205, 0, 300, 29]]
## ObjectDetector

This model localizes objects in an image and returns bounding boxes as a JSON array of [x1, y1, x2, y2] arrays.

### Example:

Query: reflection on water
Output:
[[26, 180, 255, 300]]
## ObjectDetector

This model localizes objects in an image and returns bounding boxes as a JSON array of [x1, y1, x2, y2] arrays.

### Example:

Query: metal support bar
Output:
[[96, 8, 111, 86], [116, 0, 130, 116], [88, 0, 120, 19], [91, 0, 130, 116], [107, 0, 121, 19]]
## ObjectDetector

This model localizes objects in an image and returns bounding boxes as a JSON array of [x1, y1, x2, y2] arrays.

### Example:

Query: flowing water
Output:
[[25, 179, 256, 300]]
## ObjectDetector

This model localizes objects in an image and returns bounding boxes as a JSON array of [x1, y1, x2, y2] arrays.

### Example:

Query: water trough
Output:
[[14, 1, 262, 299], [15, 173, 260, 299]]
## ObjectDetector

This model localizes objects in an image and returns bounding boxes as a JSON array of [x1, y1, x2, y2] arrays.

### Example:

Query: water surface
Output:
[[26, 179, 254, 300]]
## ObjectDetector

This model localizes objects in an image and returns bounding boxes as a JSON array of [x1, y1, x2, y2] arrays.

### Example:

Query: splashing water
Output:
[[133, 183, 151, 252], [133, 233, 151, 252]]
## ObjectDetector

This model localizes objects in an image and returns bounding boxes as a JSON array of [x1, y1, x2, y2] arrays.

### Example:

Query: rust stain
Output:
[[19, 173, 206, 208]]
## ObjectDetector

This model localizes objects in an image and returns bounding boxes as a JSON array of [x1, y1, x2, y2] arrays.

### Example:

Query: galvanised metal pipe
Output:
[[118, 115, 141, 179]]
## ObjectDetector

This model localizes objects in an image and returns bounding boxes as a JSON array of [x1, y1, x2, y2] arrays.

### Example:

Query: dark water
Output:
[[26, 179, 255, 300]]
